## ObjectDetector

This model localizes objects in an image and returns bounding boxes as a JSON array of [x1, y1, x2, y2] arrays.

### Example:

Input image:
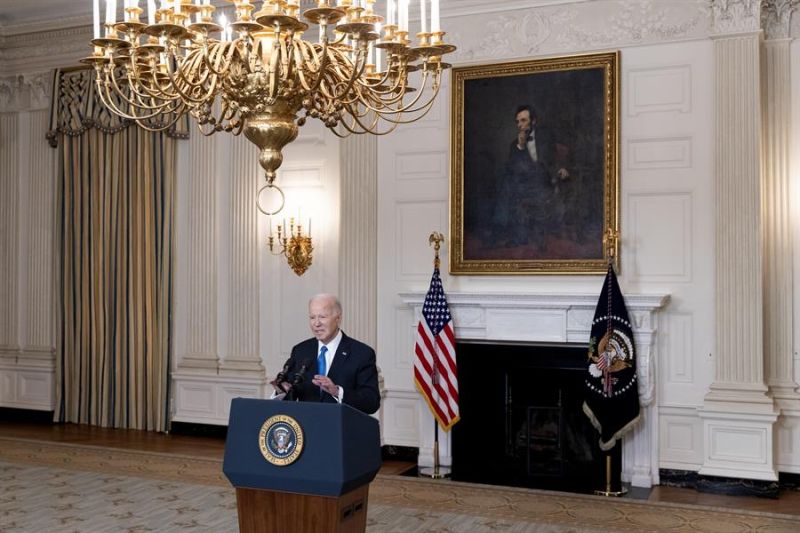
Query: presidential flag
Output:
[[583, 264, 640, 451], [414, 267, 460, 430]]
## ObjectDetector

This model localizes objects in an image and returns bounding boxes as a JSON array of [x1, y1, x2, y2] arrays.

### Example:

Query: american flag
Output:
[[414, 268, 459, 430]]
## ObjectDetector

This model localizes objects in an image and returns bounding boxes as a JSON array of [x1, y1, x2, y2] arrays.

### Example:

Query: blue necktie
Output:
[[317, 345, 328, 397]]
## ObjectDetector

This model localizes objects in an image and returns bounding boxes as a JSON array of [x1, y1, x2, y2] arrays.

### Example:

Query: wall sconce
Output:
[[269, 217, 313, 276]]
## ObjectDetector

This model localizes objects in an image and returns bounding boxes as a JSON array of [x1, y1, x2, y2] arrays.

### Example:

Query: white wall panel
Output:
[[392, 306, 415, 373], [627, 137, 692, 171], [659, 407, 703, 469], [396, 151, 448, 181], [0, 371, 15, 402], [664, 313, 694, 385], [627, 65, 692, 116], [395, 201, 448, 279], [381, 390, 422, 448], [628, 193, 692, 282]]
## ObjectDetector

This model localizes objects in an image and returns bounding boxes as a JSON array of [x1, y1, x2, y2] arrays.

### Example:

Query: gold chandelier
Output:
[[84, 0, 455, 211]]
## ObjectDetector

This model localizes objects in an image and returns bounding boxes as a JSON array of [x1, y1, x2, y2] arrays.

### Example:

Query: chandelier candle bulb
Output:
[[432, 0, 439, 33], [93, 0, 100, 38], [400, 0, 408, 31], [105, 0, 116, 24], [420, 0, 426, 35]]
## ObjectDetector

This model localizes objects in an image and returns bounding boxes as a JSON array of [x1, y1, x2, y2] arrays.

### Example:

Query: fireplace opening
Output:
[[452, 341, 604, 493]]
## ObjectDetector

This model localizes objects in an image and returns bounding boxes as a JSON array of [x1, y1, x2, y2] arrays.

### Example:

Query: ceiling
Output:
[[0, 0, 589, 35]]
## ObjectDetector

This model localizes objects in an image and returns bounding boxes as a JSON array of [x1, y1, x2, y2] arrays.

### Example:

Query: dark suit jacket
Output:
[[285, 332, 380, 415]]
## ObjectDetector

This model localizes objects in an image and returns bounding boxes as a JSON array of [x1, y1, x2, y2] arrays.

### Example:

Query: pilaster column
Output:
[[762, 1, 800, 410], [176, 131, 219, 372], [699, 0, 778, 481], [0, 112, 19, 357], [339, 135, 378, 348], [219, 140, 265, 376]]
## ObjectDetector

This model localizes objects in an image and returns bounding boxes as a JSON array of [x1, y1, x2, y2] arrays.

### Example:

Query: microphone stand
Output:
[[283, 361, 310, 402]]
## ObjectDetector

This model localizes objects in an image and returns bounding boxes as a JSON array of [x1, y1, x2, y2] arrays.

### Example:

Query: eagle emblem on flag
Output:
[[583, 264, 640, 451]]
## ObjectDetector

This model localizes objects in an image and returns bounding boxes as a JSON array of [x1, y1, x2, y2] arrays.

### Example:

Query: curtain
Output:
[[47, 68, 187, 431]]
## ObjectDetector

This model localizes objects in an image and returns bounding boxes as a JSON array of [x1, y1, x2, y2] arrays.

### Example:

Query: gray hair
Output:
[[309, 293, 342, 315]]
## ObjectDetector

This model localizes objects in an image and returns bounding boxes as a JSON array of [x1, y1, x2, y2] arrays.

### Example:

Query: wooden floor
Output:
[[1, 420, 798, 516]]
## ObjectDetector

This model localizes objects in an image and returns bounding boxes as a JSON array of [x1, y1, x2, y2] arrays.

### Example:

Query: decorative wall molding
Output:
[[0, 26, 88, 75], [171, 372, 268, 425], [0, 72, 52, 113], [711, 0, 762, 34], [450, 0, 708, 63], [761, 0, 800, 39]]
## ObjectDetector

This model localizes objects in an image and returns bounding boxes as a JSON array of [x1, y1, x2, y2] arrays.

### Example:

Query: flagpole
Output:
[[594, 229, 627, 497], [419, 231, 451, 480]]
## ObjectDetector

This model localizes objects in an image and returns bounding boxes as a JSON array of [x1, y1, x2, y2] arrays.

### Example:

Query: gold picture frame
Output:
[[450, 51, 619, 275]]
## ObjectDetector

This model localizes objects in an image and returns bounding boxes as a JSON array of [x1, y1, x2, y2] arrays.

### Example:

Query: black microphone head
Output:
[[276, 357, 293, 383], [291, 359, 313, 385]]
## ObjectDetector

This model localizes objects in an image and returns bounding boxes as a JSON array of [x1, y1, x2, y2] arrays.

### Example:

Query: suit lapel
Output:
[[327, 332, 350, 380]]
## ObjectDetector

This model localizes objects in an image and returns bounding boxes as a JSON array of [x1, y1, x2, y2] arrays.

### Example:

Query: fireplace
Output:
[[401, 291, 669, 488], [452, 342, 603, 492]]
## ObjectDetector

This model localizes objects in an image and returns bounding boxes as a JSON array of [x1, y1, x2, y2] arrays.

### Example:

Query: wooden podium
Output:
[[223, 398, 381, 533]]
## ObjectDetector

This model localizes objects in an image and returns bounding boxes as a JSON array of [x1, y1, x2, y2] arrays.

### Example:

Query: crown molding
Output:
[[0, 25, 90, 76]]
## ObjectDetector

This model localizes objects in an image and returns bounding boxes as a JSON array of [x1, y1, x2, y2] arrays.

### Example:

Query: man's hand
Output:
[[312, 375, 339, 397], [556, 168, 569, 179], [517, 131, 528, 149], [270, 379, 291, 394]]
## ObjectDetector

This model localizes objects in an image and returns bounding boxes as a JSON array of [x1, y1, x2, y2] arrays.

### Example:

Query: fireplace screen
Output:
[[453, 342, 603, 492]]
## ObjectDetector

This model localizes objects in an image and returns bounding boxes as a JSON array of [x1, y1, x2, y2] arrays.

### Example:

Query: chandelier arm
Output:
[[281, 31, 296, 90], [165, 52, 222, 105], [359, 69, 441, 117], [339, 101, 383, 133], [131, 66, 184, 104], [267, 31, 283, 100], [155, 50, 225, 106], [308, 28, 333, 94], [199, 40, 237, 79], [120, 60, 189, 107], [133, 108, 185, 132], [103, 68, 181, 118], [291, 40, 314, 93], [387, 69, 444, 115], [95, 76, 178, 124]]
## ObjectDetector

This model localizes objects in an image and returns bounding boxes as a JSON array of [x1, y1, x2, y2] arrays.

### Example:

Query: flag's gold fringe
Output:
[[414, 378, 460, 431], [582, 401, 641, 452]]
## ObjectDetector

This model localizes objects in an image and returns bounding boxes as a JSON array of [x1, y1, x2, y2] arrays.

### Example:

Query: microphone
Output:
[[291, 360, 312, 386], [284, 360, 312, 402], [275, 357, 292, 384]]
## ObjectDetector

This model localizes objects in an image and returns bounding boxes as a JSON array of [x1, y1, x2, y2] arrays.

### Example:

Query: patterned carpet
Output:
[[0, 436, 798, 532]]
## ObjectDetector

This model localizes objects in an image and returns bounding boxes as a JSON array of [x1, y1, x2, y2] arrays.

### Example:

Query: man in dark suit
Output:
[[273, 294, 380, 415], [494, 105, 570, 247]]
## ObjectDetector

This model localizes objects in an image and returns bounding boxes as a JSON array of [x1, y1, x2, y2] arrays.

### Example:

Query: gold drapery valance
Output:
[[46, 68, 189, 147]]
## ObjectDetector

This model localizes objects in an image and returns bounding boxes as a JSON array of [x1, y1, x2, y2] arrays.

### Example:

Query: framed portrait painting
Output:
[[450, 51, 619, 274]]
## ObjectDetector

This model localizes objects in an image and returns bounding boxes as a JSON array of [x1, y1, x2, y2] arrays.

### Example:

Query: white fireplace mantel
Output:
[[400, 291, 670, 488]]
